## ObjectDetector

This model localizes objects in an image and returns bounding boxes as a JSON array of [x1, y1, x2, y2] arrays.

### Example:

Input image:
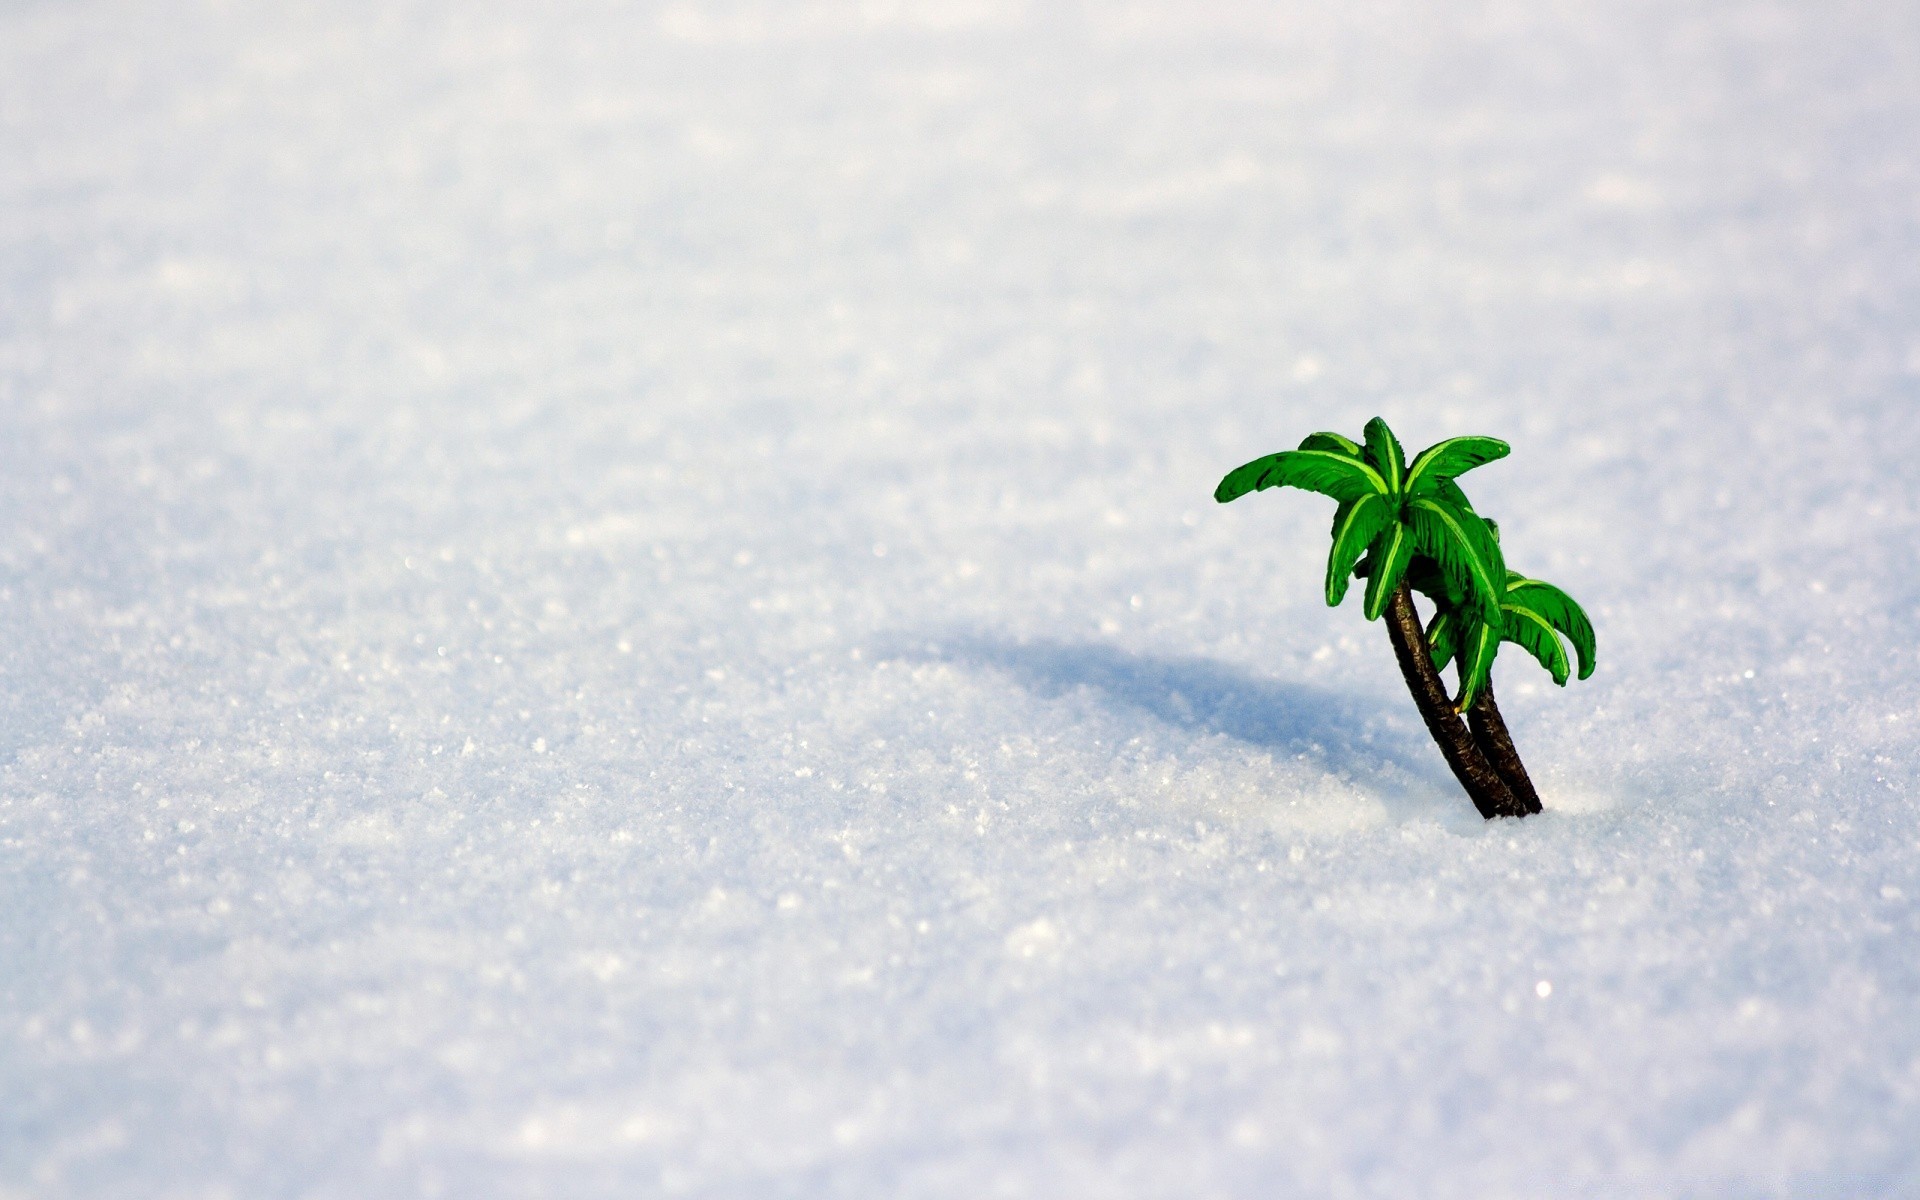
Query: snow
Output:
[[3, 0, 1920, 1194]]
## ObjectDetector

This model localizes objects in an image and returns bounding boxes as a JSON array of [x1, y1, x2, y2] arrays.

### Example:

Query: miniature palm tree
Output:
[[1214, 417, 1593, 819]]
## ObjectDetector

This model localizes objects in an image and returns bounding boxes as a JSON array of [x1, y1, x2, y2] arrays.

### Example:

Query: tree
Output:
[[1214, 418, 1596, 819]]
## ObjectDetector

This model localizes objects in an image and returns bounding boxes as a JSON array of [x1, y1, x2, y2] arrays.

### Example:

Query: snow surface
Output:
[[4, 0, 1920, 1195]]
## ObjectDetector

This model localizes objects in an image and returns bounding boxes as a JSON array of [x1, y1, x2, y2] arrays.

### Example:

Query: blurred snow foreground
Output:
[[3, 0, 1919, 1194]]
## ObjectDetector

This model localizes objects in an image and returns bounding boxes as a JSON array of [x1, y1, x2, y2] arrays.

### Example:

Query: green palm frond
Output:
[[1501, 602, 1572, 685], [1505, 578, 1596, 680], [1361, 521, 1416, 621], [1455, 618, 1502, 709], [1214, 449, 1387, 505], [1405, 437, 1511, 495], [1362, 418, 1407, 494], [1325, 494, 1395, 607]]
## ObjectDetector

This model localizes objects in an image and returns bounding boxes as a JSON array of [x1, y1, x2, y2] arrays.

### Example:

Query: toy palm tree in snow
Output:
[[1214, 418, 1595, 819]]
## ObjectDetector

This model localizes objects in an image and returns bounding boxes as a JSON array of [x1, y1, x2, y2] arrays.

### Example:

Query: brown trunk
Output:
[[1383, 584, 1529, 820], [1467, 682, 1544, 815]]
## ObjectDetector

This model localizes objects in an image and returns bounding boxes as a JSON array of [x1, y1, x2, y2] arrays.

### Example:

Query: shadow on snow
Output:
[[886, 633, 1452, 798]]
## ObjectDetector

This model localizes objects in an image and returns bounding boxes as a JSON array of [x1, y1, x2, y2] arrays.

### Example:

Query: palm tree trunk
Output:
[[1466, 683, 1544, 814], [1383, 584, 1529, 819]]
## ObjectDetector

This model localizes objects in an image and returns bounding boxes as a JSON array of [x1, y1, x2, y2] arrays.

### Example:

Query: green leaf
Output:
[[1214, 449, 1387, 505], [1426, 609, 1460, 669], [1405, 436, 1511, 495], [1502, 602, 1572, 686], [1455, 618, 1501, 709], [1406, 497, 1506, 623], [1506, 579, 1596, 679], [1362, 522, 1415, 621], [1325, 494, 1394, 606], [1298, 431, 1362, 457], [1362, 418, 1406, 494]]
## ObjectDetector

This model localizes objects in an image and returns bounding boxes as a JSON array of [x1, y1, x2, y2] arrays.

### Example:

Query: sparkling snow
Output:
[[4, 0, 1920, 1195]]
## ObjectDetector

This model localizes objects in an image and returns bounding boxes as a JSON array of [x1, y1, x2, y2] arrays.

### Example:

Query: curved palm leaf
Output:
[[1362, 418, 1406, 494], [1455, 617, 1502, 708], [1214, 449, 1386, 505], [1502, 603, 1573, 685], [1405, 436, 1510, 495], [1361, 520, 1418, 621], [1325, 494, 1396, 606], [1505, 579, 1595, 680]]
